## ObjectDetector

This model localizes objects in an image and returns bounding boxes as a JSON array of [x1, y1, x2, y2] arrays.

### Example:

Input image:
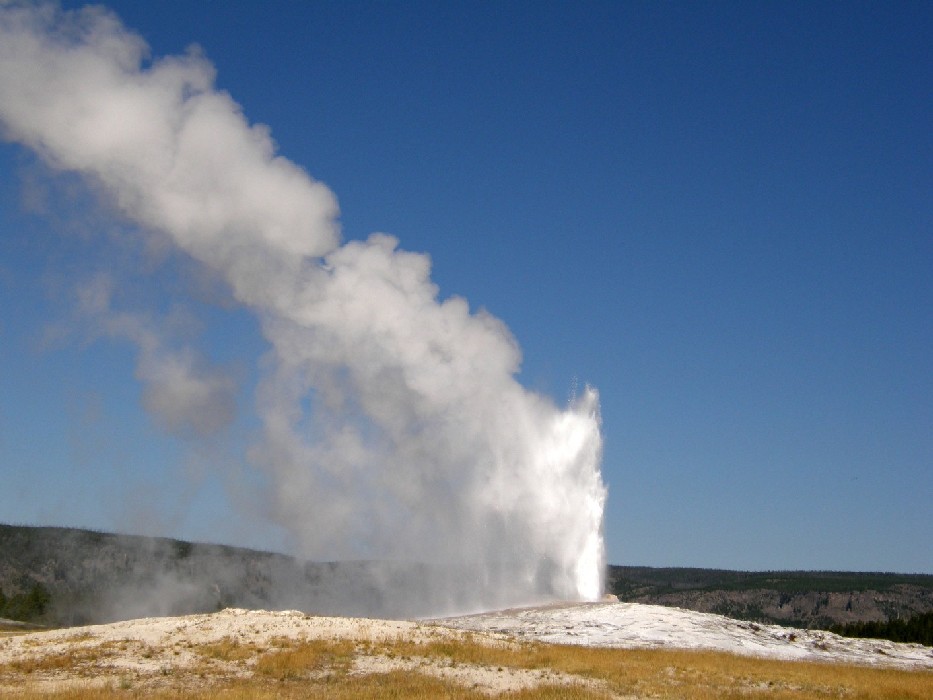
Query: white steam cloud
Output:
[[74, 272, 237, 439], [0, 2, 606, 612]]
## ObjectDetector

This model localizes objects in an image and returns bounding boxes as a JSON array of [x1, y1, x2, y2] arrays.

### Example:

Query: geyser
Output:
[[0, 2, 606, 614]]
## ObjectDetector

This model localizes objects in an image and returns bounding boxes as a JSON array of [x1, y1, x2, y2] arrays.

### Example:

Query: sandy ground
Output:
[[0, 602, 930, 695]]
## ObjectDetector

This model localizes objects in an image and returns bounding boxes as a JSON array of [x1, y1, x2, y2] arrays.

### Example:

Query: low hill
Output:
[[2, 606, 930, 699], [607, 565, 933, 629], [0, 523, 487, 624], [2, 524, 930, 629]]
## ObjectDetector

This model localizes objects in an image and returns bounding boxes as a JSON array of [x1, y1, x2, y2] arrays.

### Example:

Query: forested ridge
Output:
[[2, 524, 931, 648], [607, 565, 933, 638]]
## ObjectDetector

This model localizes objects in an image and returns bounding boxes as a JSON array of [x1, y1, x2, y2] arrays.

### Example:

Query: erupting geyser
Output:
[[0, 3, 607, 613]]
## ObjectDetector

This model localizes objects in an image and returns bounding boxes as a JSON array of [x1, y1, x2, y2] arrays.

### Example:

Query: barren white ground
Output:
[[1, 601, 930, 695], [436, 601, 933, 668]]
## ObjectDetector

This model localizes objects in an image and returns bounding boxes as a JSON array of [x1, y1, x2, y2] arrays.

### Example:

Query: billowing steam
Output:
[[0, 3, 605, 614]]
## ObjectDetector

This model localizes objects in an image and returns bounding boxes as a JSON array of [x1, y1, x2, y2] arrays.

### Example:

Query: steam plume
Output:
[[0, 2, 606, 612], [73, 272, 238, 439]]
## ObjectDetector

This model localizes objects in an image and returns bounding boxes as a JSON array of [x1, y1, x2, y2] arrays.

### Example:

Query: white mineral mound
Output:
[[1, 602, 930, 681], [438, 601, 933, 668]]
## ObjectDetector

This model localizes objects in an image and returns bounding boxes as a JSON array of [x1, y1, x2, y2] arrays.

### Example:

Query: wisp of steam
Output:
[[0, 3, 606, 615]]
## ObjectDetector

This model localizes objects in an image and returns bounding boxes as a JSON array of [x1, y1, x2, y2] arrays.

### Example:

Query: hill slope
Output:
[[2, 524, 931, 629], [607, 565, 933, 629], [0, 524, 478, 624], [2, 605, 931, 699]]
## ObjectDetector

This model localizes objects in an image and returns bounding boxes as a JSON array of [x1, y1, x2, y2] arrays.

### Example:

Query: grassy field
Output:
[[2, 630, 931, 699]]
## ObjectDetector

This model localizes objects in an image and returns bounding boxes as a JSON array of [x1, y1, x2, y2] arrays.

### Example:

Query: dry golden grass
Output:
[[2, 630, 930, 699], [1, 630, 30, 638], [8, 676, 602, 700], [9, 673, 490, 699], [192, 635, 260, 663], [4, 642, 121, 675], [373, 637, 933, 699], [253, 637, 356, 680]]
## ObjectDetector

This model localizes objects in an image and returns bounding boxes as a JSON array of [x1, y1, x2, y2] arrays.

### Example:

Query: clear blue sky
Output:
[[1, 1, 930, 573]]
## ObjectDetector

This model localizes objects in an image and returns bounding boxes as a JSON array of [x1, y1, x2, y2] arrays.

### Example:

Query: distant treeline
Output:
[[830, 611, 933, 647], [606, 565, 933, 630], [0, 582, 51, 622], [607, 565, 933, 595]]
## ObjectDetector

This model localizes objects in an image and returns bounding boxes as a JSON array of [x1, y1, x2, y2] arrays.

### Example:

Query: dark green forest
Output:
[[0, 581, 51, 622], [830, 611, 933, 646], [606, 565, 933, 596]]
